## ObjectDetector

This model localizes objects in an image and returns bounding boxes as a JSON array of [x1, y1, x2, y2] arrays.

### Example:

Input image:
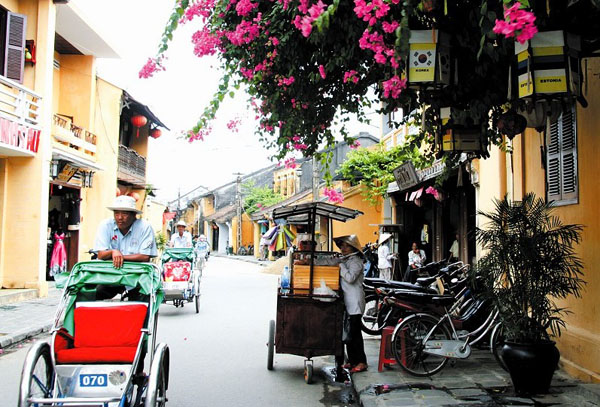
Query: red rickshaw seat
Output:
[[55, 302, 148, 364], [163, 261, 191, 282]]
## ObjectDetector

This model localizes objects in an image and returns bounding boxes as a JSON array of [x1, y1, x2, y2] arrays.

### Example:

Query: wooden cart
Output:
[[266, 202, 363, 383]]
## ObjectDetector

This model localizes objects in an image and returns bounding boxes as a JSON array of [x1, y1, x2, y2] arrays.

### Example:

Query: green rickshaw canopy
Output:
[[161, 248, 195, 264], [55, 261, 163, 334]]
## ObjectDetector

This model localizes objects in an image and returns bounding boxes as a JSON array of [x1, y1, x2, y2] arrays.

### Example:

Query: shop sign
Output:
[[57, 163, 78, 183], [0, 117, 40, 153], [393, 162, 419, 191]]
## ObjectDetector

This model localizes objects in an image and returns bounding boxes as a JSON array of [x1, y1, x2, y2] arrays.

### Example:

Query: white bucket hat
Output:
[[176, 220, 187, 227], [379, 233, 392, 244], [107, 195, 142, 214]]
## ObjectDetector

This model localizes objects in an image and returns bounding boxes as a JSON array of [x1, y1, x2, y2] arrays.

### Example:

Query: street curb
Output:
[[0, 323, 53, 349]]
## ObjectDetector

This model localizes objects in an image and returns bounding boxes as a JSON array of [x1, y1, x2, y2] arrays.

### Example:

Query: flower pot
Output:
[[499, 341, 560, 395]]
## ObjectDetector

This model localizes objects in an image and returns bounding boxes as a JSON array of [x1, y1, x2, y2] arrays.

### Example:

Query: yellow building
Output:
[[474, 57, 600, 383], [0, 1, 166, 297]]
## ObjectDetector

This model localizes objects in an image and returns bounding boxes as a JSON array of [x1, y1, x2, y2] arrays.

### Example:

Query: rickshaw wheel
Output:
[[267, 320, 275, 370], [194, 292, 200, 314], [18, 341, 54, 407], [304, 363, 313, 384], [145, 343, 169, 407]]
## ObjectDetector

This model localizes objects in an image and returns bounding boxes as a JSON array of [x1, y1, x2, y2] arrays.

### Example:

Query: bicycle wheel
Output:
[[18, 342, 54, 407], [391, 313, 451, 377], [361, 295, 383, 335], [490, 322, 508, 371]]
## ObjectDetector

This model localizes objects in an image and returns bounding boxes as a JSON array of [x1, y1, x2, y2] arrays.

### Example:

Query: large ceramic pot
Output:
[[499, 341, 560, 395]]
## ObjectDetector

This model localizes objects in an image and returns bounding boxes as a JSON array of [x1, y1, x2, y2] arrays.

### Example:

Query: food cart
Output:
[[266, 202, 363, 383]]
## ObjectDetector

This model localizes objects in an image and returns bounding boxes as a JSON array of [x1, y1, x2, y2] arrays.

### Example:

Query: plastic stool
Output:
[[378, 326, 397, 371]]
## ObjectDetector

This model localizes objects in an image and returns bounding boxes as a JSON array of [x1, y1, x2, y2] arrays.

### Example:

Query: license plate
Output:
[[80, 374, 107, 387]]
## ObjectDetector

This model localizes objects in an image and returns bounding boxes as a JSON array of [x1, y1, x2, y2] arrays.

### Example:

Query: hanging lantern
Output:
[[439, 107, 482, 152], [514, 31, 582, 100], [130, 114, 147, 138], [404, 30, 454, 90], [150, 128, 162, 139]]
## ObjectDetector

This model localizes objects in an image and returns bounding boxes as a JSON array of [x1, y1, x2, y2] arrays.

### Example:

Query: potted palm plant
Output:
[[476, 193, 584, 395]]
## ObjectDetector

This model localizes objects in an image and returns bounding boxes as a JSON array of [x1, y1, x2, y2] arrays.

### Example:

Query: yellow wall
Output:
[[143, 199, 167, 239], [476, 57, 600, 382], [331, 184, 382, 248], [130, 126, 149, 158], [1, 0, 56, 294], [58, 55, 96, 129], [77, 79, 121, 258]]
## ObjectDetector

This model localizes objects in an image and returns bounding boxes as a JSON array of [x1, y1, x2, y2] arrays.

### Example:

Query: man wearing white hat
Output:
[[377, 233, 396, 281], [94, 195, 158, 269], [169, 220, 192, 248]]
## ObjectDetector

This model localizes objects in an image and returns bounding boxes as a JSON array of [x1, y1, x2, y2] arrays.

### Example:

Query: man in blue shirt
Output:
[[95, 195, 157, 268]]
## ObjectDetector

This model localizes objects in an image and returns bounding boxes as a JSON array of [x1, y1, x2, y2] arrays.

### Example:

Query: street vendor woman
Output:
[[327, 235, 368, 373]]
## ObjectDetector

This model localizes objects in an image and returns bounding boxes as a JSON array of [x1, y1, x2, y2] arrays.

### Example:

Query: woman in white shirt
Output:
[[377, 233, 395, 280], [403, 242, 426, 283]]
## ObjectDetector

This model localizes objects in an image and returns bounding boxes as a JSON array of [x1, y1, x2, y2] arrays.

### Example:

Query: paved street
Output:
[[0, 256, 355, 407]]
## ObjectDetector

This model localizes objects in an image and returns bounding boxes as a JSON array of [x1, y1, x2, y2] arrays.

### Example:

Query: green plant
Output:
[[155, 232, 168, 252], [475, 193, 585, 344], [242, 181, 285, 214], [337, 140, 434, 205]]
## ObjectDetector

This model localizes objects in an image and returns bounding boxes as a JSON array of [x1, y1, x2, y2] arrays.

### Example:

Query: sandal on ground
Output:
[[350, 364, 368, 373], [342, 363, 353, 369]]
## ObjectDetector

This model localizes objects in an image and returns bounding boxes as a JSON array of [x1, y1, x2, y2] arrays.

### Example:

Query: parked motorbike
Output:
[[362, 242, 379, 278], [361, 261, 468, 335]]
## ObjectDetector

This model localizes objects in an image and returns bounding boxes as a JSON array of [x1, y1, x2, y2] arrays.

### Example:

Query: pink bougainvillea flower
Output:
[[139, 57, 165, 79], [278, 76, 295, 86], [382, 21, 399, 33], [382, 75, 407, 99], [323, 186, 344, 204], [179, 0, 216, 24], [350, 140, 361, 149], [293, 0, 326, 37], [318, 64, 327, 79], [493, 2, 537, 44], [226, 118, 242, 132], [294, 143, 308, 150], [343, 70, 359, 83], [235, 0, 259, 16], [192, 27, 221, 57], [187, 126, 212, 142], [284, 157, 298, 169]]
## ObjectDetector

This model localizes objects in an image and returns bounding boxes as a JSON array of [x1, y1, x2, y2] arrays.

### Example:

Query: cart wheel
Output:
[[195, 293, 200, 314], [145, 343, 169, 407], [304, 363, 313, 384], [267, 320, 275, 370], [18, 341, 54, 407]]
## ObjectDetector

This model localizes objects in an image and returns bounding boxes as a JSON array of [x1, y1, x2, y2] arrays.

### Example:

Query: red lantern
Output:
[[130, 114, 147, 138], [150, 128, 162, 139]]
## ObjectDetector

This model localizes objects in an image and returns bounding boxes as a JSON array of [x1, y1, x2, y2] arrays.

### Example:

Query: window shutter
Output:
[[4, 12, 26, 83], [546, 116, 561, 200], [560, 105, 578, 201]]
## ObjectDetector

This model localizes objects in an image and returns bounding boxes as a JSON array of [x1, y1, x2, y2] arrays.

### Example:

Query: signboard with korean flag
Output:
[[408, 30, 438, 83]]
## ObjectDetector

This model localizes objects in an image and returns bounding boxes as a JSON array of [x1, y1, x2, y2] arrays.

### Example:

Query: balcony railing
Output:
[[0, 75, 42, 156], [118, 144, 146, 185], [52, 114, 97, 158]]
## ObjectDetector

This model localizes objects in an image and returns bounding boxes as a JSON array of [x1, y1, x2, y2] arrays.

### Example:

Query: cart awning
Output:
[[272, 202, 363, 223]]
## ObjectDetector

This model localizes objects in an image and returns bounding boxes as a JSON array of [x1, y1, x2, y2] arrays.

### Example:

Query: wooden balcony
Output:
[[117, 144, 146, 186], [52, 114, 97, 160], [0, 75, 42, 157]]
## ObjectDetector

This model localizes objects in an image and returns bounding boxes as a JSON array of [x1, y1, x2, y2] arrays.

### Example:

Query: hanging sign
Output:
[[393, 162, 420, 191], [0, 117, 40, 153], [56, 163, 78, 183]]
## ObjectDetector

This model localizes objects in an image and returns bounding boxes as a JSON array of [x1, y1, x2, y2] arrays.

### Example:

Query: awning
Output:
[[388, 155, 468, 194], [52, 148, 104, 171], [272, 202, 363, 223]]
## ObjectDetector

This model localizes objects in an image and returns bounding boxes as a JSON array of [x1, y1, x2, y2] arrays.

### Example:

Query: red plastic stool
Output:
[[378, 326, 397, 371]]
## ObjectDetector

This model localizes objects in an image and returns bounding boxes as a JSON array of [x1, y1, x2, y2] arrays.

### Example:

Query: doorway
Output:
[[47, 183, 81, 280]]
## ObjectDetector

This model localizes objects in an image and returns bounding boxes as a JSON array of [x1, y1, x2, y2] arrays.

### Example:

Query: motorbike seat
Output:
[[431, 295, 455, 307], [365, 278, 433, 292], [389, 289, 439, 304], [416, 276, 437, 286]]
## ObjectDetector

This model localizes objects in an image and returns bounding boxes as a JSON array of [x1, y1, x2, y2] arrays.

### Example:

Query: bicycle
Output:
[[390, 293, 502, 376]]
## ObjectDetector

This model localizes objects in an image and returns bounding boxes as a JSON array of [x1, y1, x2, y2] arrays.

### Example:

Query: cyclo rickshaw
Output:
[[266, 202, 363, 383], [160, 248, 201, 313], [18, 261, 169, 407]]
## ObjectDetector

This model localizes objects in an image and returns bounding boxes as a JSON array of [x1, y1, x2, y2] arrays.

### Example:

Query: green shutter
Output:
[[546, 116, 561, 200]]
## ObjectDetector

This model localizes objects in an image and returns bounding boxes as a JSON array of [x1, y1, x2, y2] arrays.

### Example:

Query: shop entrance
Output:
[[47, 183, 81, 280]]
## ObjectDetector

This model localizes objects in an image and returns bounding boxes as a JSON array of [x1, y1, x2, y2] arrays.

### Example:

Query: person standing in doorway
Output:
[[448, 232, 460, 262], [377, 233, 395, 281]]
